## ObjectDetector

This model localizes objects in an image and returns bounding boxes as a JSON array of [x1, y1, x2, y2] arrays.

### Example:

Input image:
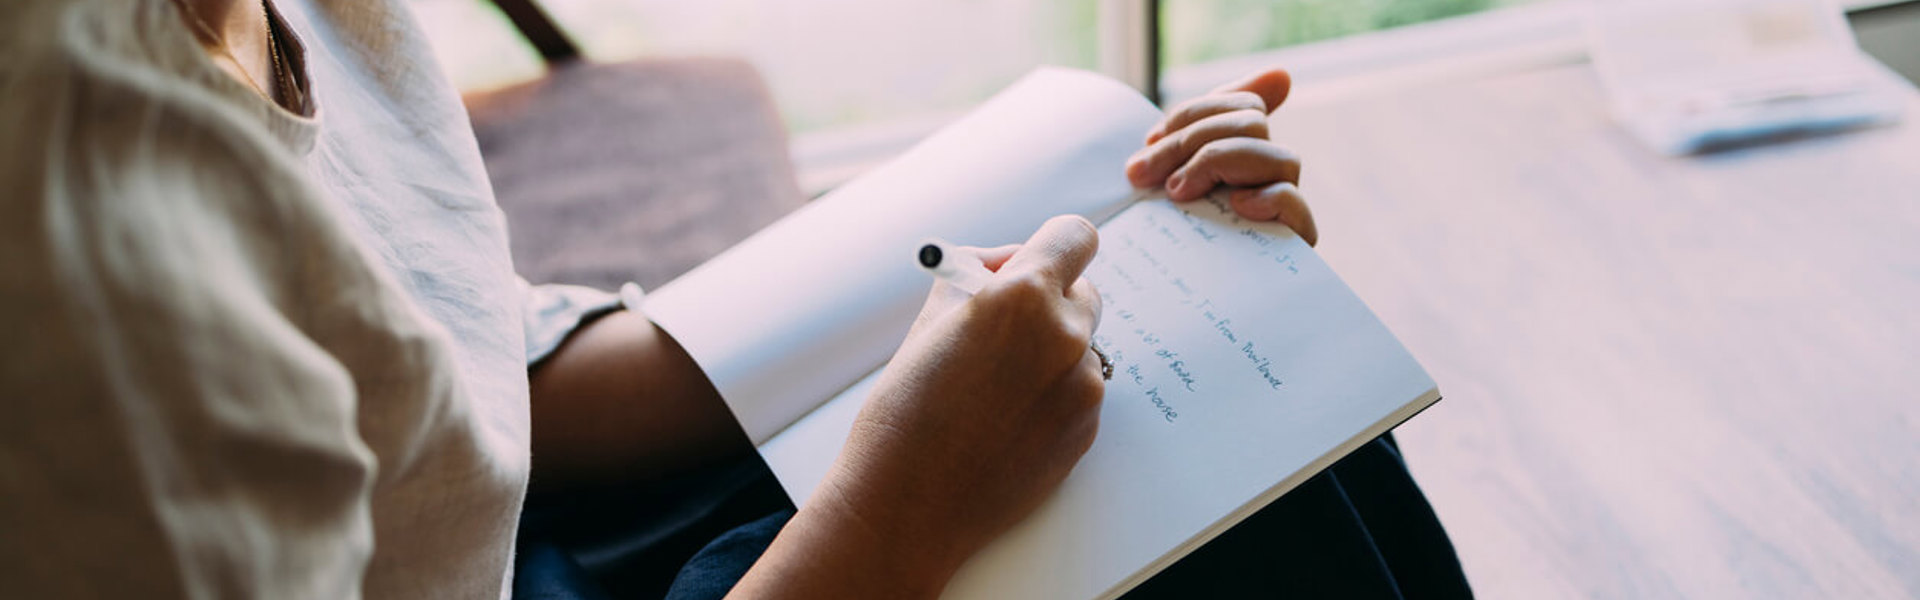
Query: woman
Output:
[[0, 0, 1468, 597]]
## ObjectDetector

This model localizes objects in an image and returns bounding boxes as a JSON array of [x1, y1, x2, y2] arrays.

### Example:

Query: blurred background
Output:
[[421, 0, 1918, 195], [417, 0, 1543, 132], [415, 0, 1609, 195]]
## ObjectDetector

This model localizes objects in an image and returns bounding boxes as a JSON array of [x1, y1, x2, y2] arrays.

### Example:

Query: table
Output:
[[1270, 62, 1920, 598]]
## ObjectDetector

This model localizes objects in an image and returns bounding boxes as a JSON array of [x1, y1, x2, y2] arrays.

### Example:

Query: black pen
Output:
[[916, 239, 1114, 380]]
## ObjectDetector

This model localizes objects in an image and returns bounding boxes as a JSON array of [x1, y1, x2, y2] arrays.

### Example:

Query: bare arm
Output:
[[526, 309, 753, 491]]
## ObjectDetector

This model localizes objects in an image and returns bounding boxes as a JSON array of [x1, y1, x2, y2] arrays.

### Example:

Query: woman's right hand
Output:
[[730, 215, 1107, 598]]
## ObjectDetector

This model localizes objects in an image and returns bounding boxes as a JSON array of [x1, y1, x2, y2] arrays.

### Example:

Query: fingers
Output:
[[973, 244, 1022, 271], [913, 244, 1021, 333], [1141, 68, 1292, 146], [1129, 68, 1302, 217], [1212, 67, 1292, 113], [1031, 346, 1105, 457], [997, 215, 1100, 293], [1127, 108, 1269, 188], [1228, 183, 1317, 247], [1165, 138, 1301, 203], [1144, 91, 1266, 146], [1069, 347, 1109, 406], [1067, 277, 1103, 332], [980, 217, 1104, 381]]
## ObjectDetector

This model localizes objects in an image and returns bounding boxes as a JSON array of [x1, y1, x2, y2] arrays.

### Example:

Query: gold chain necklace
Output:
[[172, 0, 288, 108], [263, 5, 303, 111]]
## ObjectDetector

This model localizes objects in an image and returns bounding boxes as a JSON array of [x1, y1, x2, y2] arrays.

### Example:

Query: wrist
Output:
[[804, 479, 970, 594], [731, 479, 967, 599]]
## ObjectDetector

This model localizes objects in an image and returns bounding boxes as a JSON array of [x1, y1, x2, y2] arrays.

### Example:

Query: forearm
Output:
[[728, 483, 961, 599], [527, 309, 752, 490]]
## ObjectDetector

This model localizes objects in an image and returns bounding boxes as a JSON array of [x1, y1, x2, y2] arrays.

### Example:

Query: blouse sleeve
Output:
[[0, 26, 376, 598], [520, 280, 642, 366]]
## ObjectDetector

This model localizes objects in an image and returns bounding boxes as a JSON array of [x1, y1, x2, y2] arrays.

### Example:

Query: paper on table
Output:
[[764, 195, 1440, 600], [1587, 0, 1906, 153], [643, 68, 1163, 445]]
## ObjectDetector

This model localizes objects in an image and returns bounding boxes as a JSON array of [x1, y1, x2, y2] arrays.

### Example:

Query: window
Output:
[[409, 0, 546, 92], [563, 1, 1099, 133], [410, 0, 1579, 189], [416, 0, 1569, 132], [1161, 0, 1553, 70], [415, 0, 1101, 134]]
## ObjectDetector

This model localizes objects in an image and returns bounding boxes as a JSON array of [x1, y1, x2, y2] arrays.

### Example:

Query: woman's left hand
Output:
[[1124, 68, 1317, 246]]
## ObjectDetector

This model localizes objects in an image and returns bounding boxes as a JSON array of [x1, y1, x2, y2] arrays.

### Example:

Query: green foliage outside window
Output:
[[1163, 0, 1545, 68]]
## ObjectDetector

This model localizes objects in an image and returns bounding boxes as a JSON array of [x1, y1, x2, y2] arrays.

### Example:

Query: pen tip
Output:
[[917, 244, 943, 269]]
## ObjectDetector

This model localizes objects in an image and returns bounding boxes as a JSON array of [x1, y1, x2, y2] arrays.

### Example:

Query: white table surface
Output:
[[1270, 61, 1920, 598]]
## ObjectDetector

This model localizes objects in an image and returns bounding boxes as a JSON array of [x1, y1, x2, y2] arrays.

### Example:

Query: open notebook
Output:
[[643, 67, 1439, 600]]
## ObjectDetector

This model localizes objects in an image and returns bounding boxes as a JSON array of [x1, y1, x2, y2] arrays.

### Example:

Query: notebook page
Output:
[[643, 68, 1162, 444], [762, 195, 1438, 599]]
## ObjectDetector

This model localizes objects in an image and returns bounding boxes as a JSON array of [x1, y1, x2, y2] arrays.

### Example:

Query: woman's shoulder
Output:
[[0, 0, 369, 330], [4, 0, 205, 86], [4, 0, 298, 157]]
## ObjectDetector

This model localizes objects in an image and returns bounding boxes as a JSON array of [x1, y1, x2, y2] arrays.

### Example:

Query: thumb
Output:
[[972, 244, 1022, 271], [997, 215, 1100, 292]]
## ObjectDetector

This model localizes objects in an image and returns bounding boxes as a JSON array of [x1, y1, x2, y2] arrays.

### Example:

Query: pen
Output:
[[916, 239, 1114, 381]]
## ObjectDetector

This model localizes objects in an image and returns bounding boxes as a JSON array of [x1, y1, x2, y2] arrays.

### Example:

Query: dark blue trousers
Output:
[[514, 433, 1472, 599]]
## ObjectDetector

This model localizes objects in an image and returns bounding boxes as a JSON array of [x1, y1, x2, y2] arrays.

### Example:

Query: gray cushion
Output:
[[466, 58, 805, 292]]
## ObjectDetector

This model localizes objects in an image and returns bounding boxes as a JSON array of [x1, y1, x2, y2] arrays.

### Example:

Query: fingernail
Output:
[[1237, 191, 1280, 220], [1256, 194, 1284, 220], [1166, 172, 1186, 193]]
